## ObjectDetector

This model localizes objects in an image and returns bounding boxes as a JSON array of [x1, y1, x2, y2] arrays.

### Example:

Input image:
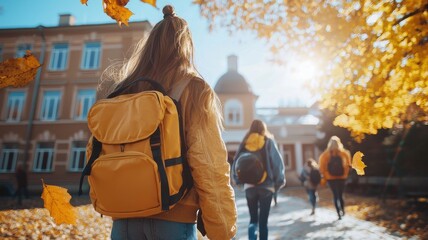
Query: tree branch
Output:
[[394, 3, 428, 26]]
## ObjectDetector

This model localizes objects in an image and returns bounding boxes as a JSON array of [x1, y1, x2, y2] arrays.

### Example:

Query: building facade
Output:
[[0, 15, 151, 194], [215, 55, 321, 185]]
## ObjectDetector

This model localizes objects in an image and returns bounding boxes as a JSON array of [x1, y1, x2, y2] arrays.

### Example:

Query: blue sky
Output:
[[0, 0, 316, 107]]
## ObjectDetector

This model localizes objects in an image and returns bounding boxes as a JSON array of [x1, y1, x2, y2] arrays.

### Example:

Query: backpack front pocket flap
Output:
[[88, 91, 166, 144]]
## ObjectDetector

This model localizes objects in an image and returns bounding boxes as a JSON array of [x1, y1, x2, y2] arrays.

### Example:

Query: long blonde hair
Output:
[[326, 136, 345, 153], [99, 5, 222, 126], [242, 119, 273, 142], [117, 5, 196, 90]]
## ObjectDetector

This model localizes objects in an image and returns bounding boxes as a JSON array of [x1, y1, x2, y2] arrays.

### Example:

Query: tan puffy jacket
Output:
[[150, 78, 237, 239], [318, 150, 351, 180]]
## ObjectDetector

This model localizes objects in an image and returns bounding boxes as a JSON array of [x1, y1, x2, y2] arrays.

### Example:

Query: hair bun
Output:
[[163, 5, 176, 19]]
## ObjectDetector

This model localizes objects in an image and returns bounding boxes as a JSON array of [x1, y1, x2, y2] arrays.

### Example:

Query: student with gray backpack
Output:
[[299, 158, 321, 215], [232, 119, 286, 240], [318, 136, 351, 220]]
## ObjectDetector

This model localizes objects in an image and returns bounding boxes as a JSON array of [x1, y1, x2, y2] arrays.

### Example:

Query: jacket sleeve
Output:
[[267, 139, 286, 190], [184, 84, 237, 240], [231, 143, 244, 185], [318, 151, 328, 178], [342, 150, 352, 178]]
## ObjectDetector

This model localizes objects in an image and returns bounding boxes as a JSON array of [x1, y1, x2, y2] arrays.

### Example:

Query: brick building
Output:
[[0, 15, 151, 194]]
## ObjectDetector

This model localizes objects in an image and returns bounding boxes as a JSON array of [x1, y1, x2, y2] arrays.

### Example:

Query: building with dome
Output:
[[215, 55, 322, 185]]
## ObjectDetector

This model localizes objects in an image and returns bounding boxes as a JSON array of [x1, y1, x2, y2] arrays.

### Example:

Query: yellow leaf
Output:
[[41, 179, 77, 225], [141, 0, 157, 8], [0, 51, 41, 89], [245, 133, 265, 151], [80, 0, 88, 5], [352, 151, 367, 176], [103, 0, 133, 26]]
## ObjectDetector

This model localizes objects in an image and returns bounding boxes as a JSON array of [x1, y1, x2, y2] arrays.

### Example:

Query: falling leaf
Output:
[[0, 50, 41, 89], [80, 0, 88, 5], [41, 179, 77, 225], [141, 0, 157, 8], [103, 0, 133, 26], [352, 151, 367, 175]]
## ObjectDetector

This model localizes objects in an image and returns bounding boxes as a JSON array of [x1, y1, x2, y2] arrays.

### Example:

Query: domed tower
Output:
[[214, 55, 258, 131]]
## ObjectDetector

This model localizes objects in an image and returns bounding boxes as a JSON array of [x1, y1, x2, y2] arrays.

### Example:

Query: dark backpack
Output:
[[234, 145, 266, 184], [328, 154, 344, 176], [309, 169, 321, 185]]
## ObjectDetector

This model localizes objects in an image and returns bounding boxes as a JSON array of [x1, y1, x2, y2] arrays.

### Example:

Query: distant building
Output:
[[0, 15, 151, 194], [215, 55, 322, 185]]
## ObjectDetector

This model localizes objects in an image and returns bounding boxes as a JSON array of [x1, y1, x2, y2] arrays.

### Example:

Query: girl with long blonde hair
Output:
[[105, 5, 237, 239], [318, 136, 351, 220]]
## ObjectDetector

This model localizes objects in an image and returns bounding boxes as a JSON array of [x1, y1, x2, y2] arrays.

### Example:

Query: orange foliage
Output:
[[81, 0, 157, 26], [41, 180, 77, 226], [0, 51, 41, 89], [196, 1, 428, 140], [141, 0, 156, 7], [102, 0, 133, 26]]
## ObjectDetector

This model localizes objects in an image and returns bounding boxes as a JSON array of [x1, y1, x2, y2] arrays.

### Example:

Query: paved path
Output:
[[233, 188, 406, 240]]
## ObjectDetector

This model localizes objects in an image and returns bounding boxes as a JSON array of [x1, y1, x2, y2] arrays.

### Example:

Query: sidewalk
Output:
[[233, 187, 407, 240]]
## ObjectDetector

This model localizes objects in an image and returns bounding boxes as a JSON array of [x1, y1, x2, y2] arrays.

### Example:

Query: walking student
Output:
[[103, 5, 237, 239], [319, 136, 351, 220], [233, 119, 286, 240], [299, 158, 321, 215]]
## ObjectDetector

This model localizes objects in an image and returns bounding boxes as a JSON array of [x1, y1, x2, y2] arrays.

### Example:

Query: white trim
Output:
[[279, 144, 292, 170], [40, 90, 61, 121], [81, 42, 101, 70], [69, 142, 86, 172], [224, 99, 244, 126], [48, 43, 69, 71], [0, 147, 18, 173], [74, 89, 96, 120], [295, 142, 303, 174], [5, 91, 26, 122], [33, 143, 54, 172]]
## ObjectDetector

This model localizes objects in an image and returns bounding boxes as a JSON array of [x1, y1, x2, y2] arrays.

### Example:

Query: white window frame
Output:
[[81, 42, 101, 70], [49, 43, 69, 71], [33, 143, 54, 172], [224, 99, 243, 126], [16, 43, 32, 58], [40, 90, 61, 121], [6, 91, 26, 122], [0, 144, 18, 173], [74, 89, 96, 120], [69, 141, 86, 172]]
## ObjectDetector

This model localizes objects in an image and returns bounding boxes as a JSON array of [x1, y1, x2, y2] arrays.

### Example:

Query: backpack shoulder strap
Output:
[[169, 78, 191, 101]]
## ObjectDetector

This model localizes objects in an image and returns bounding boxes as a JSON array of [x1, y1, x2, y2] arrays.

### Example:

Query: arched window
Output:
[[224, 99, 243, 126]]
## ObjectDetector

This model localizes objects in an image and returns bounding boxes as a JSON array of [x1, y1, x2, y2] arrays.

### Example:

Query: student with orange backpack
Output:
[[85, 5, 237, 240], [318, 136, 351, 220]]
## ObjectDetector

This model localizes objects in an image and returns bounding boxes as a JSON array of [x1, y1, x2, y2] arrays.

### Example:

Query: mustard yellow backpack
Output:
[[78, 77, 192, 218]]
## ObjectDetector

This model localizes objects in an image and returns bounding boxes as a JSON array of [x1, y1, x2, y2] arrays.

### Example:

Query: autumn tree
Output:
[[195, 0, 428, 140]]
